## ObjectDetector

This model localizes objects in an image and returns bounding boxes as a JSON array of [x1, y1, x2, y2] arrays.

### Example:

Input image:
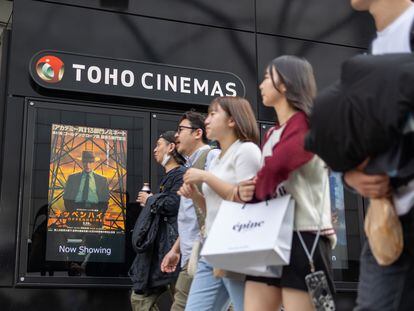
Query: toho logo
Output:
[[232, 220, 265, 233], [36, 55, 64, 83]]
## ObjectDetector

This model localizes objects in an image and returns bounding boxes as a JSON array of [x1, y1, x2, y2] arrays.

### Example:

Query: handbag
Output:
[[364, 197, 403, 266], [201, 194, 295, 275]]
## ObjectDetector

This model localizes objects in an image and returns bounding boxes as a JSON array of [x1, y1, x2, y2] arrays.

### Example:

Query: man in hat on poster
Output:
[[63, 150, 110, 223]]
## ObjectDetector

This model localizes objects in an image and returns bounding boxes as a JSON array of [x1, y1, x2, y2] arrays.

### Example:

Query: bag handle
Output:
[[297, 168, 329, 273], [241, 200, 268, 210]]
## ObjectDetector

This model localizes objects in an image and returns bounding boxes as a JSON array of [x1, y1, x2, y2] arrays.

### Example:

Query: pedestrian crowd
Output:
[[129, 1, 414, 310]]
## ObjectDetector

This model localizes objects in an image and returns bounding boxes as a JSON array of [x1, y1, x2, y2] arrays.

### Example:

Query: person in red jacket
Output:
[[239, 55, 336, 311]]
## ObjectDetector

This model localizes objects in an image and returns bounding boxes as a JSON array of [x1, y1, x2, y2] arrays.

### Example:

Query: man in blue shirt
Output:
[[160, 111, 219, 311]]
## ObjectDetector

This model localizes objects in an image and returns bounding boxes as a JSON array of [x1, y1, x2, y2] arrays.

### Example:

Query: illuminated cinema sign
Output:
[[30, 50, 246, 105]]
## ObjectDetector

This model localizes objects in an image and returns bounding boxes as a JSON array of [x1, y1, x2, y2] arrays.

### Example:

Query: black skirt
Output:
[[246, 232, 335, 293]]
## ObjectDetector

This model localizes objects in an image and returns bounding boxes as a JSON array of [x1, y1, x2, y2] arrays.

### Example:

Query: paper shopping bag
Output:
[[201, 195, 295, 273], [364, 197, 403, 266]]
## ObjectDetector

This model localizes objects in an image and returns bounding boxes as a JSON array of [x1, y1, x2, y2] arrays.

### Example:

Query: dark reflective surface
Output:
[[10, 0, 257, 109], [257, 34, 365, 122], [256, 0, 375, 48], [38, 0, 255, 31], [0, 98, 25, 287]]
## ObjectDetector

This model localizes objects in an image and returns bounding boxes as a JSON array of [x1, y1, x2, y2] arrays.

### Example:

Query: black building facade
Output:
[[0, 1, 376, 310]]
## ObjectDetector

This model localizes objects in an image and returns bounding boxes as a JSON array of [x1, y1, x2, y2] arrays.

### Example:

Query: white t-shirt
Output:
[[202, 140, 262, 234], [372, 4, 414, 55], [372, 3, 414, 215]]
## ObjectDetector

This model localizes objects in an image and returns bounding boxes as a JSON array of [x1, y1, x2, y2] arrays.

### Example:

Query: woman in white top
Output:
[[178, 96, 261, 311]]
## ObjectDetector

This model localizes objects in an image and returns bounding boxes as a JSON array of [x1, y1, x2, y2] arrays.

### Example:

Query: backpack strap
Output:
[[191, 149, 211, 191], [190, 148, 213, 233]]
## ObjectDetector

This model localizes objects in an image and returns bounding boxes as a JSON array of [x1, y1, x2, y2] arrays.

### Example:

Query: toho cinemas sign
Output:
[[29, 50, 246, 105]]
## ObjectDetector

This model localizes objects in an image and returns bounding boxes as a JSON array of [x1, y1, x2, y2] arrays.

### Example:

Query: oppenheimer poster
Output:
[[46, 124, 127, 263]]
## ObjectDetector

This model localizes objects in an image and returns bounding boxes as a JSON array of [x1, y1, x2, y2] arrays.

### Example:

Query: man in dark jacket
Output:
[[344, 1, 414, 310], [129, 131, 185, 311]]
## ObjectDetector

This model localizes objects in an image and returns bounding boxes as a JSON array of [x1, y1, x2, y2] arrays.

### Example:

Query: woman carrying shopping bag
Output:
[[238, 56, 337, 311], [178, 96, 262, 311]]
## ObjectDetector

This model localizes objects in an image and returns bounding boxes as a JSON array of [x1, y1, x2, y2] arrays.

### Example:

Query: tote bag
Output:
[[201, 194, 294, 274]]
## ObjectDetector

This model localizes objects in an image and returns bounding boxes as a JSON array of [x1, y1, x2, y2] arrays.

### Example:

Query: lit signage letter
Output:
[[104, 68, 118, 86], [88, 66, 102, 84], [73, 64, 86, 81], [156, 74, 162, 91], [210, 81, 224, 97], [164, 75, 177, 92], [180, 77, 191, 94], [141, 72, 153, 90], [194, 78, 208, 95], [121, 70, 134, 87], [225, 82, 237, 96]]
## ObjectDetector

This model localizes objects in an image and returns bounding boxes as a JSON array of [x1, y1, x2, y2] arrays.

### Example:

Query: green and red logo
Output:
[[36, 55, 64, 83]]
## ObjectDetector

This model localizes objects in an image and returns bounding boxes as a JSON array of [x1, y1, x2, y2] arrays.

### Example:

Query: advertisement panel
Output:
[[46, 124, 127, 263]]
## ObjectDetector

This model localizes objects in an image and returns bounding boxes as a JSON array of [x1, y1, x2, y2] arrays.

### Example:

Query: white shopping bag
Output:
[[201, 194, 294, 274]]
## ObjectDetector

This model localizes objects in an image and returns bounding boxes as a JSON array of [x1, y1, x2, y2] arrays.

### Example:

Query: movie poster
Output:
[[46, 124, 127, 263]]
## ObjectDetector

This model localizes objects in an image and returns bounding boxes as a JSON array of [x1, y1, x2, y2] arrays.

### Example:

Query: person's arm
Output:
[[160, 237, 181, 273], [254, 120, 313, 201], [154, 170, 185, 215], [238, 178, 257, 202], [183, 143, 261, 201], [136, 191, 153, 206], [183, 169, 235, 200], [343, 170, 390, 198], [178, 183, 206, 213]]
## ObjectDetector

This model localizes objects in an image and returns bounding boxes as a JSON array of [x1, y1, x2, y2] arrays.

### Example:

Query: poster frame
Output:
[[16, 98, 151, 287]]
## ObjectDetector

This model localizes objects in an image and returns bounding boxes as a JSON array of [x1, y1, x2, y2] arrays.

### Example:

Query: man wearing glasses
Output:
[[160, 111, 219, 311]]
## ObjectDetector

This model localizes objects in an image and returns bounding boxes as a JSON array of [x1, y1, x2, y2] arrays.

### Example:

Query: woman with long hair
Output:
[[238, 55, 336, 311], [178, 96, 261, 311]]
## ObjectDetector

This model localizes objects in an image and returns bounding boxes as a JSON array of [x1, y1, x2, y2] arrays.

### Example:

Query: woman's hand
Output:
[[238, 178, 256, 202], [136, 191, 153, 206], [183, 168, 208, 184], [177, 183, 200, 200]]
